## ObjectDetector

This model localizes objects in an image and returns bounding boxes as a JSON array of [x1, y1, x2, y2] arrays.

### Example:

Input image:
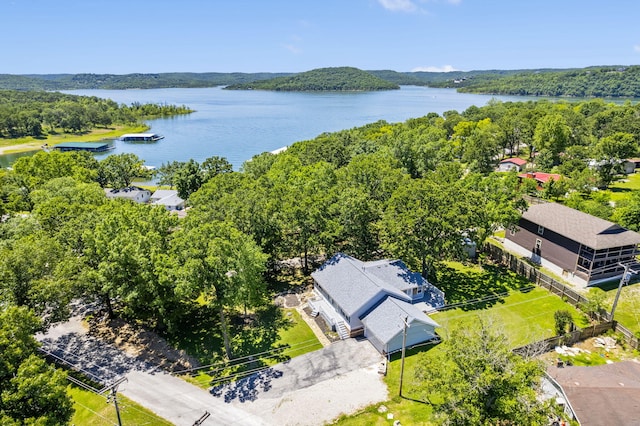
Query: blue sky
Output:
[[2, 0, 639, 74]]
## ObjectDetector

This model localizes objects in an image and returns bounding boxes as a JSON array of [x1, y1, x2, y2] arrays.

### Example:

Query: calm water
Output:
[[2, 86, 535, 170]]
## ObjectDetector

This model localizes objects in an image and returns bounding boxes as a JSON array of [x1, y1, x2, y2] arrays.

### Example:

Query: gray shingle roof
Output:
[[311, 253, 412, 318], [547, 361, 640, 426], [361, 297, 439, 345], [522, 202, 640, 249]]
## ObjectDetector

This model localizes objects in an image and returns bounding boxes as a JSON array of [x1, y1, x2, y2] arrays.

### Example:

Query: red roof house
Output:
[[518, 172, 563, 190], [498, 157, 528, 172]]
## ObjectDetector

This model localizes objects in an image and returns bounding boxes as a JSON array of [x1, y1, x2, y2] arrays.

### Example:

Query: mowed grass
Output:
[[335, 261, 588, 425], [433, 287, 588, 347], [183, 308, 321, 389], [69, 386, 173, 426], [276, 308, 323, 359], [606, 172, 640, 203], [0, 124, 149, 152], [598, 280, 640, 334]]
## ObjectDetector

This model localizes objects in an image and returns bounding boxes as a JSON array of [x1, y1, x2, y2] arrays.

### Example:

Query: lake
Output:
[[1, 86, 536, 170]]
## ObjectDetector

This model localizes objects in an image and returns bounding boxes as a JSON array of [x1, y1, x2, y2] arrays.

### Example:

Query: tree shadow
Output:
[[436, 263, 532, 311], [210, 367, 284, 403]]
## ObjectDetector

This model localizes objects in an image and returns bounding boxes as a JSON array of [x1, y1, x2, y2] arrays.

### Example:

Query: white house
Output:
[[104, 186, 151, 203], [498, 157, 527, 172], [150, 189, 185, 211], [309, 253, 445, 354]]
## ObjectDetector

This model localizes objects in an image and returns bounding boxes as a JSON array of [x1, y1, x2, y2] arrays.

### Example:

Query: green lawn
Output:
[[183, 307, 322, 389], [69, 385, 173, 426], [276, 308, 324, 359], [606, 172, 640, 203], [599, 280, 640, 334], [0, 124, 149, 152], [334, 261, 589, 425], [433, 287, 588, 347]]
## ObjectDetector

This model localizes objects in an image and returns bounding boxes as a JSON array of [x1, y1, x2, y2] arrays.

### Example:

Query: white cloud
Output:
[[634, 45, 640, 53], [283, 44, 302, 54], [411, 65, 460, 72], [378, 0, 418, 12]]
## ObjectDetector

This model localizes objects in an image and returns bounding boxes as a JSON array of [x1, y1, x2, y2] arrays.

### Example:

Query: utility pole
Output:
[[100, 376, 128, 426], [399, 316, 409, 397], [610, 263, 638, 320]]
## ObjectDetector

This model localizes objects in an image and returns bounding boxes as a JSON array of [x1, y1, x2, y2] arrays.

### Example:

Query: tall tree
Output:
[[0, 306, 73, 426], [380, 176, 470, 279], [171, 221, 268, 359], [533, 113, 571, 164], [592, 132, 638, 186], [414, 319, 553, 425], [98, 153, 148, 188]]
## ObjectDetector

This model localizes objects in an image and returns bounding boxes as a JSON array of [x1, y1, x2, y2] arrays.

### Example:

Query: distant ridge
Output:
[[1, 65, 639, 97], [224, 67, 400, 92]]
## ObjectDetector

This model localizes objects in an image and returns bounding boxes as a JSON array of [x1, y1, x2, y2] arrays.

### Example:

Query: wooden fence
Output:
[[512, 322, 614, 357], [484, 243, 640, 351], [484, 243, 589, 309]]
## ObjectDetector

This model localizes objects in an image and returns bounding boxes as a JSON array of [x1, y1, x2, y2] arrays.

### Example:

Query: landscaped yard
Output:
[[334, 260, 590, 425], [433, 287, 587, 347], [69, 385, 172, 426]]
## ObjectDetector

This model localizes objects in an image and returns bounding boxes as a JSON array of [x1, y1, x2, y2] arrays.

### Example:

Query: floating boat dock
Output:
[[119, 133, 164, 142], [53, 142, 113, 152]]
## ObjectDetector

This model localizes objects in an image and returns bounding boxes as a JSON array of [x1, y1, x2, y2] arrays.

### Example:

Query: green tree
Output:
[[174, 159, 203, 199], [533, 113, 571, 164], [98, 153, 148, 188], [380, 176, 470, 278], [414, 318, 553, 425], [81, 202, 178, 322], [592, 132, 638, 186], [579, 288, 608, 322], [0, 306, 74, 426], [554, 310, 574, 335], [1, 354, 74, 425], [0, 233, 74, 326], [171, 221, 268, 359]]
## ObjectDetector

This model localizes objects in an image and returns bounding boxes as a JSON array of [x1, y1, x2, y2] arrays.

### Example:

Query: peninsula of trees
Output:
[[0, 90, 192, 139], [224, 67, 400, 91]]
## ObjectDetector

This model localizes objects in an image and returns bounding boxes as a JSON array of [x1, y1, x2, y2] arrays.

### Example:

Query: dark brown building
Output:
[[504, 202, 640, 287]]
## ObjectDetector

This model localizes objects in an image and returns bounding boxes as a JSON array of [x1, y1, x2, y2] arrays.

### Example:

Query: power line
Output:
[[73, 400, 118, 426], [173, 337, 322, 374]]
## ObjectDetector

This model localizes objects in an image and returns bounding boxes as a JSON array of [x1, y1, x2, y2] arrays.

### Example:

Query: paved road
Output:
[[39, 315, 387, 426]]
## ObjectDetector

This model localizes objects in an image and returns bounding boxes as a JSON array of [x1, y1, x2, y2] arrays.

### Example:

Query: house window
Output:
[[537, 225, 545, 235], [535, 239, 542, 255]]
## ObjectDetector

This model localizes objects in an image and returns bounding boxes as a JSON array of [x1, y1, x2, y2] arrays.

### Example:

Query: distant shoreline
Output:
[[0, 124, 149, 156]]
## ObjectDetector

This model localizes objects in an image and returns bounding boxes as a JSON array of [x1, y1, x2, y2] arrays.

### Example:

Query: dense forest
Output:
[[2, 95, 640, 423], [224, 67, 400, 91], [0, 90, 192, 138], [454, 66, 640, 97]]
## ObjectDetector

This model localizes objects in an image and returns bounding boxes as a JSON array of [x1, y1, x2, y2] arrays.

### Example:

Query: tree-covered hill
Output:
[[224, 67, 400, 91], [0, 72, 291, 90], [454, 66, 640, 97]]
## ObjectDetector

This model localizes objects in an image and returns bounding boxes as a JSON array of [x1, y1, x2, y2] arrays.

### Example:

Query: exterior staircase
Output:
[[310, 308, 319, 317], [335, 321, 349, 340]]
